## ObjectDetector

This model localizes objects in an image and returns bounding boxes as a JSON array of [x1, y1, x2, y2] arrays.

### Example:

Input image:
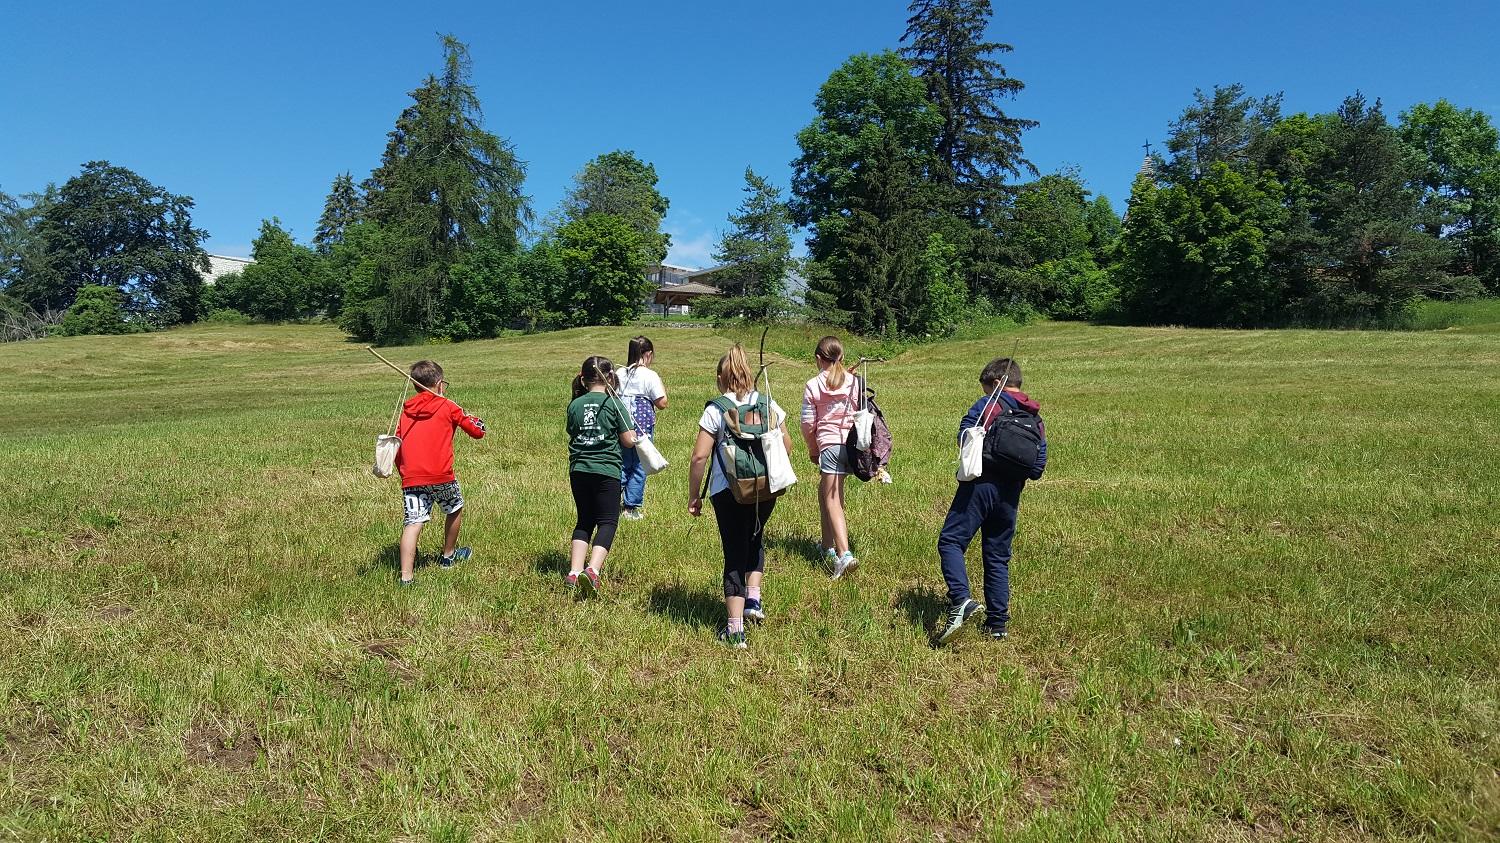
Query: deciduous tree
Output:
[[561, 151, 670, 265], [11, 162, 208, 325]]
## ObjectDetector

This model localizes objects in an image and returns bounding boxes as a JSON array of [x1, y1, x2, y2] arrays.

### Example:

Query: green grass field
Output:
[[2, 318, 1498, 841]]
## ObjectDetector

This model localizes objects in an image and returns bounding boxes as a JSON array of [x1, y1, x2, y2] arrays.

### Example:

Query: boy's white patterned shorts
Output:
[[402, 481, 465, 526]]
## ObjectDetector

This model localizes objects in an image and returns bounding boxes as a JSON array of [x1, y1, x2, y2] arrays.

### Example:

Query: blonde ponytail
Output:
[[816, 335, 848, 391], [717, 343, 755, 397]]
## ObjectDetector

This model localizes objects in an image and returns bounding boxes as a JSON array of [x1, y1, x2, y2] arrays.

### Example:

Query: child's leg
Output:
[[587, 477, 622, 573], [977, 483, 1023, 629], [440, 509, 463, 557], [714, 493, 752, 627], [817, 471, 834, 552], [621, 446, 645, 510], [936, 482, 986, 604], [569, 473, 596, 575], [820, 473, 850, 555], [745, 497, 774, 597], [399, 522, 423, 582]]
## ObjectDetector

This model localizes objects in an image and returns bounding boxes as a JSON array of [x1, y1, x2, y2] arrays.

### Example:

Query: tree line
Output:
[[4, 0, 1497, 340]]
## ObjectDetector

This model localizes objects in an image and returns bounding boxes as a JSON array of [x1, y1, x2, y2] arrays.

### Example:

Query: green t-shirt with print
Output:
[[567, 391, 630, 477]]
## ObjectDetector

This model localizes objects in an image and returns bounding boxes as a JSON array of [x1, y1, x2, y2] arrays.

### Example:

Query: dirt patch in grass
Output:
[[4, 706, 64, 765], [96, 603, 134, 621], [184, 720, 262, 770], [727, 793, 778, 842], [504, 769, 547, 822], [360, 638, 419, 682], [1021, 772, 1063, 810]]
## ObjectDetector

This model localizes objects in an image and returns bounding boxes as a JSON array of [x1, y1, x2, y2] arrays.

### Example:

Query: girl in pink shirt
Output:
[[801, 335, 861, 579]]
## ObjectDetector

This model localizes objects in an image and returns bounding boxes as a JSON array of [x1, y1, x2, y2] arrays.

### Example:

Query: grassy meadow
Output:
[[1, 316, 1498, 841]]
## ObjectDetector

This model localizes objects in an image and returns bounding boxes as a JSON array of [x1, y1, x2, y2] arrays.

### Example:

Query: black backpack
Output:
[[981, 394, 1043, 480]]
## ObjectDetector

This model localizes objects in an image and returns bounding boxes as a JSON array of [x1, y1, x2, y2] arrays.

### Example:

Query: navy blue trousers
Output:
[[937, 478, 1024, 628]]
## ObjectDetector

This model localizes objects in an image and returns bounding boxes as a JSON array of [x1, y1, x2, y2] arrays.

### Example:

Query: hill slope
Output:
[[2, 321, 1497, 840]]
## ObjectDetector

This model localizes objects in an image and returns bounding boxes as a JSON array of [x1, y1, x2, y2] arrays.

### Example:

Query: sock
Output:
[[747, 586, 762, 602], [727, 616, 745, 633]]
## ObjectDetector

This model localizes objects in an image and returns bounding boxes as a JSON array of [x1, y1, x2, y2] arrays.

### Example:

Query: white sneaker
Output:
[[831, 551, 859, 580], [621, 508, 644, 521]]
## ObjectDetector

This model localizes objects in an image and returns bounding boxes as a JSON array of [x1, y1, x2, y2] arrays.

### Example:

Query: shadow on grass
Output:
[[647, 582, 723, 630], [766, 532, 828, 572], [359, 543, 401, 576], [895, 585, 947, 645], [532, 549, 568, 579]]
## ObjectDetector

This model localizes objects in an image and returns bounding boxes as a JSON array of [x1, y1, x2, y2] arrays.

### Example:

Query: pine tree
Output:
[[1299, 94, 1455, 322], [900, 0, 1036, 197], [709, 168, 794, 318], [344, 35, 530, 342], [313, 173, 363, 255]]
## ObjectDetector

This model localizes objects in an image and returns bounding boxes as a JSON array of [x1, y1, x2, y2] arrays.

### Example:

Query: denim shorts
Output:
[[402, 481, 465, 526], [818, 445, 853, 475]]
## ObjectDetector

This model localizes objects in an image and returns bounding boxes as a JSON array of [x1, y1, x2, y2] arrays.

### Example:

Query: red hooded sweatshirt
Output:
[[395, 391, 486, 488]]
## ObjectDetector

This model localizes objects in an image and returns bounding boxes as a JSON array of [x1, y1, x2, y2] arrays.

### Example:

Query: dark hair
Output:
[[980, 357, 1022, 389], [572, 355, 618, 399], [627, 335, 654, 366], [410, 360, 444, 388]]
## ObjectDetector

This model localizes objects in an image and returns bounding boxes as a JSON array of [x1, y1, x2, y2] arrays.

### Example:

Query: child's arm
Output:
[[450, 402, 487, 439], [800, 384, 819, 457], [1030, 418, 1048, 480], [956, 397, 984, 446], [652, 371, 668, 411]]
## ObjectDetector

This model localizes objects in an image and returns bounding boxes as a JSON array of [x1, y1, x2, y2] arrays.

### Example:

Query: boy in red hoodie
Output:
[[395, 360, 487, 586], [936, 356, 1047, 643]]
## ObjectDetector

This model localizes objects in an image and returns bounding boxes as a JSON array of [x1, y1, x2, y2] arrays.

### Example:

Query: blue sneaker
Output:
[[439, 547, 471, 569], [397, 576, 416, 587], [744, 598, 766, 624], [717, 626, 748, 649]]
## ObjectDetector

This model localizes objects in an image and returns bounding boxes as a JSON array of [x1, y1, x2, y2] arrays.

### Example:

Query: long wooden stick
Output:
[[366, 346, 445, 398]]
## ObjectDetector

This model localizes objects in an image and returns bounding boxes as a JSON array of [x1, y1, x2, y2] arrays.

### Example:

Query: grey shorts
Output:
[[819, 445, 853, 475], [402, 481, 465, 526]]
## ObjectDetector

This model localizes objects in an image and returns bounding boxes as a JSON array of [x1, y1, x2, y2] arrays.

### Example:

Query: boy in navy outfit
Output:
[[936, 356, 1047, 643]]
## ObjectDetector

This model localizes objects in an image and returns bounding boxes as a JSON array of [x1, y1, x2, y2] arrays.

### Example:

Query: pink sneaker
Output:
[[580, 567, 602, 598]]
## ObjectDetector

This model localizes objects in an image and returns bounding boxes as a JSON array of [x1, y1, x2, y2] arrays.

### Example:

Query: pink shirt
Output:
[[801, 369, 859, 449]]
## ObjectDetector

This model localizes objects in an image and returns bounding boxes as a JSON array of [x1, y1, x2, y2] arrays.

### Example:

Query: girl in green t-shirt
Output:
[[565, 356, 637, 597]]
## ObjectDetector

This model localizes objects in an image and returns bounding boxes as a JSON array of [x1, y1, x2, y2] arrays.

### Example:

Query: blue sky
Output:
[[3, 1, 1497, 266]]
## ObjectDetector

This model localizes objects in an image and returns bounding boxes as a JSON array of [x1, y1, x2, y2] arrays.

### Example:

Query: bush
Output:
[[55, 285, 134, 336], [202, 308, 251, 325]]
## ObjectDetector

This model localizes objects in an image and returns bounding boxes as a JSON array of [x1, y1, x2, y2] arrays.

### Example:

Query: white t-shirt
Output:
[[619, 365, 666, 402], [697, 390, 787, 499]]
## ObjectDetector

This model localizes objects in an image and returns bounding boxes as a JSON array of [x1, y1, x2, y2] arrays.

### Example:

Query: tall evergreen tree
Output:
[[709, 167, 795, 318], [1297, 94, 1455, 322], [900, 0, 1035, 195], [560, 150, 670, 265], [792, 51, 945, 334], [343, 35, 530, 342], [313, 172, 363, 255]]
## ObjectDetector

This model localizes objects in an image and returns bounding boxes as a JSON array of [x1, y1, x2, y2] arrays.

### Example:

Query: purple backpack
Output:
[[846, 379, 892, 482]]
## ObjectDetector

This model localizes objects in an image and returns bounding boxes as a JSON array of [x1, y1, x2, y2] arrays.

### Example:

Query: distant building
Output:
[[680, 264, 808, 300], [644, 262, 704, 315], [201, 254, 253, 285]]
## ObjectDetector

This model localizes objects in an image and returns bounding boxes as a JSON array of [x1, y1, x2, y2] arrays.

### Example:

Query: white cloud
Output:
[[666, 231, 715, 269], [664, 212, 716, 269]]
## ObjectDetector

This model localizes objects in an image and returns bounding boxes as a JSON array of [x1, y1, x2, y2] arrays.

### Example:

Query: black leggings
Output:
[[711, 490, 776, 598], [571, 472, 621, 551]]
